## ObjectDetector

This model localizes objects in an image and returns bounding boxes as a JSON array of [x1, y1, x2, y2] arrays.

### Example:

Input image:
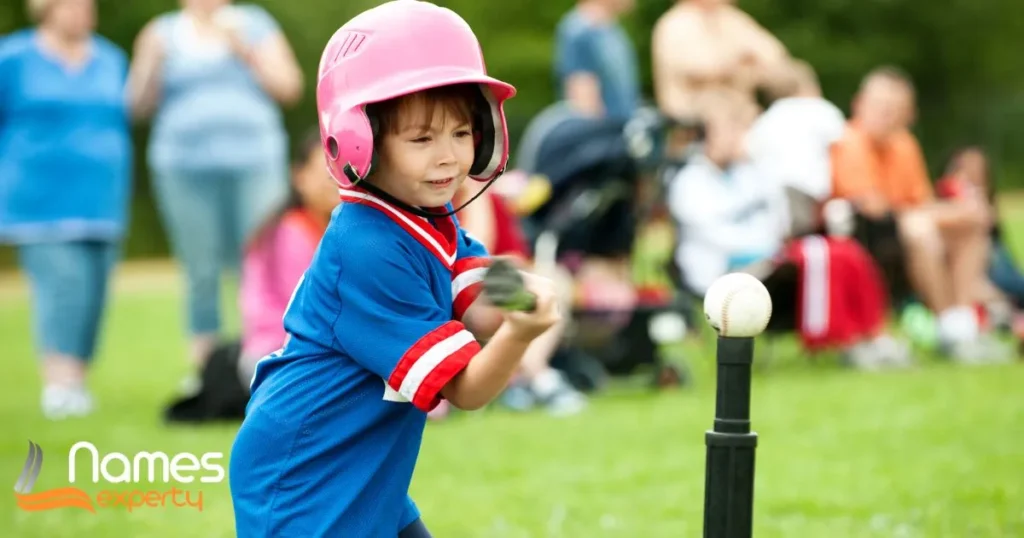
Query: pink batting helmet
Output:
[[316, 0, 517, 188]]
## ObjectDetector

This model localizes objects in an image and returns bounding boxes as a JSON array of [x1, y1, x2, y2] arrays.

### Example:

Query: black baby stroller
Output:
[[509, 102, 695, 391]]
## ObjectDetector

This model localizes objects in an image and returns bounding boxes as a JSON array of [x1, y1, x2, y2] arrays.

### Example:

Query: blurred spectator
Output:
[[938, 147, 1024, 313], [744, 59, 846, 237], [452, 182, 587, 417], [652, 0, 789, 121], [0, 0, 131, 419], [164, 130, 333, 424], [831, 67, 1009, 362], [237, 130, 336, 385], [552, 1, 642, 341], [127, 0, 303, 373], [554, 0, 640, 120], [668, 90, 910, 369]]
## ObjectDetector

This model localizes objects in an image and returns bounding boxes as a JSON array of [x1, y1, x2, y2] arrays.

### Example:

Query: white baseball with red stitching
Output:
[[703, 273, 773, 338]]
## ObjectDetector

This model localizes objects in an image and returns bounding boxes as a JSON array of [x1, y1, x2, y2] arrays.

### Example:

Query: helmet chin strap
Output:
[[343, 163, 504, 219]]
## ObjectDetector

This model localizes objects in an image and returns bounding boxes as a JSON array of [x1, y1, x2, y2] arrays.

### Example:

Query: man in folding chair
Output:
[[832, 67, 1011, 363]]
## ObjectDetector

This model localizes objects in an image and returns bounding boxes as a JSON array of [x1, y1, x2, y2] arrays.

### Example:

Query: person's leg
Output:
[[18, 241, 102, 418], [151, 169, 226, 366], [518, 263, 574, 378], [922, 210, 1013, 361], [897, 210, 952, 313], [943, 222, 991, 308], [77, 240, 121, 364], [499, 264, 586, 415], [515, 319, 587, 416], [852, 212, 910, 305], [230, 163, 290, 267]]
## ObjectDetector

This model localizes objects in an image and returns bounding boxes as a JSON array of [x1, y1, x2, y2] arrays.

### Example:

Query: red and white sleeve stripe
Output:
[[387, 321, 480, 412], [451, 257, 491, 320]]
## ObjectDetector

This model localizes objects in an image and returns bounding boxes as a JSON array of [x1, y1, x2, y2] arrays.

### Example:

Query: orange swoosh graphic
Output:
[[15, 488, 96, 513]]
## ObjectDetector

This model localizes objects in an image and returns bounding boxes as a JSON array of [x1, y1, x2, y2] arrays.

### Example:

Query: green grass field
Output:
[[3, 203, 1024, 537]]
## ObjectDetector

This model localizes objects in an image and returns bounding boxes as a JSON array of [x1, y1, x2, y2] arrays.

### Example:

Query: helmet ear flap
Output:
[[326, 136, 341, 160], [321, 106, 375, 186]]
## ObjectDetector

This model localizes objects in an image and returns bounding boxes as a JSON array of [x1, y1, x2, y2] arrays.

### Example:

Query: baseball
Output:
[[703, 272, 773, 338]]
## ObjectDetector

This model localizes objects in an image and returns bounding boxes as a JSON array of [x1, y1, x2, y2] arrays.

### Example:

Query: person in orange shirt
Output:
[[832, 67, 1008, 362]]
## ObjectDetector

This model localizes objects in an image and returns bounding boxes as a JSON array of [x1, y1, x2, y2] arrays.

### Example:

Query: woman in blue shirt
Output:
[[127, 0, 303, 374], [0, 0, 131, 419]]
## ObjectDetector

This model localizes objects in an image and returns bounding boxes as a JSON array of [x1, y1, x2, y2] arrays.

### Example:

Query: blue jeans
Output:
[[989, 241, 1024, 308], [152, 165, 288, 336], [17, 240, 119, 362]]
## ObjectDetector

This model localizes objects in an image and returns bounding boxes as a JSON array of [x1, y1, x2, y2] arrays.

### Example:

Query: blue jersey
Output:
[[229, 186, 490, 537], [0, 30, 132, 243]]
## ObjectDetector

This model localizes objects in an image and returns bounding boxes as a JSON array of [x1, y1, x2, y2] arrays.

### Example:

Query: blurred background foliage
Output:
[[1, 0, 1023, 260]]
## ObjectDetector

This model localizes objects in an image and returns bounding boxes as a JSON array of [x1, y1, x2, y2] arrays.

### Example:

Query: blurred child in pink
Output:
[[238, 131, 339, 383]]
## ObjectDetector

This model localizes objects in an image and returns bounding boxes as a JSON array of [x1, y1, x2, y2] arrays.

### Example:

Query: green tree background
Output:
[[1, 0, 1022, 260]]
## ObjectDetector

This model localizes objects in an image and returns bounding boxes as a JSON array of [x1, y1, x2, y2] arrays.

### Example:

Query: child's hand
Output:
[[503, 272, 561, 342]]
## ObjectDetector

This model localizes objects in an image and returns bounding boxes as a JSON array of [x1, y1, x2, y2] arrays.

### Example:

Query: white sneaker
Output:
[[178, 373, 202, 396], [41, 385, 95, 420], [843, 341, 886, 371], [544, 387, 588, 417], [941, 334, 1014, 365], [872, 335, 915, 369], [532, 370, 588, 417]]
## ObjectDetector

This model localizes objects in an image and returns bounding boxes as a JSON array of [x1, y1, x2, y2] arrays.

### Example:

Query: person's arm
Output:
[[333, 237, 556, 412], [224, 6, 303, 106], [126, 19, 164, 120], [557, 27, 604, 117], [449, 217, 535, 341], [892, 133, 991, 227], [441, 271, 558, 409], [734, 10, 789, 87]]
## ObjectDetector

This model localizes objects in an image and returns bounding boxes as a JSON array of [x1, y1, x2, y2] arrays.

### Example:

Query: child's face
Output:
[[49, 0, 96, 37], [294, 146, 340, 220], [705, 108, 752, 166], [854, 77, 913, 140], [957, 150, 988, 188], [373, 102, 475, 209]]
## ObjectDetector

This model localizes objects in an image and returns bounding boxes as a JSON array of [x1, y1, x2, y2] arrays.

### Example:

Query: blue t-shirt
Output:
[[0, 30, 131, 244], [229, 187, 491, 537], [554, 8, 640, 121], [148, 4, 287, 174]]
